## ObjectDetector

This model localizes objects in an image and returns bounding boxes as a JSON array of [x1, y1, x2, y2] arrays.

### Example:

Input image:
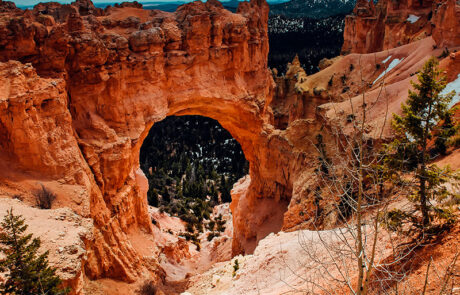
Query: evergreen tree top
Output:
[[392, 57, 456, 145], [0, 208, 70, 295]]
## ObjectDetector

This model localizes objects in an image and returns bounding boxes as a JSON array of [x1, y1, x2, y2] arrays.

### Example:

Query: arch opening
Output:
[[140, 115, 248, 227], [138, 115, 253, 281]]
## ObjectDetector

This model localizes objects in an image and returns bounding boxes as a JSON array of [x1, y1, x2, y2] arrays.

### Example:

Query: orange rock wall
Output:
[[342, 0, 459, 54], [0, 0, 301, 286]]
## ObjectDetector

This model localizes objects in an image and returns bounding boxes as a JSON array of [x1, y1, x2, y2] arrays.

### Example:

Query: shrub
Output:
[[196, 222, 203, 233], [232, 259, 239, 277], [147, 189, 159, 207], [137, 280, 156, 295], [207, 232, 215, 241], [328, 76, 333, 87], [34, 185, 56, 209], [186, 222, 194, 233], [207, 220, 216, 231], [207, 231, 221, 242], [314, 134, 331, 176], [313, 87, 323, 96], [346, 114, 355, 123], [192, 240, 201, 251], [448, 134, 460, 148], [437, 47, 450, 59], [179, 232, 199, 244], [215, 214, 226, 232]]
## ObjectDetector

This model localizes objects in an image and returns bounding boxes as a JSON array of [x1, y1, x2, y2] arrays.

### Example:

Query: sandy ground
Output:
[[185, 223, 460, 295]]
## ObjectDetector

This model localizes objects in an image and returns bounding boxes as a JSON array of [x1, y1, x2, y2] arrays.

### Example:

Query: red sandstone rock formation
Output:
[[342, 0, 460, 54], [0, 0, 299, 291], [0, 0, 459, 292]]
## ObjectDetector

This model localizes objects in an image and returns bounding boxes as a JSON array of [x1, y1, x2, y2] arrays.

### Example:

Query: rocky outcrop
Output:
[[0, 0, 300, 291], [271, 55, 330, 129], [342, 0, 459, 54], [431, 0, 460, 48]]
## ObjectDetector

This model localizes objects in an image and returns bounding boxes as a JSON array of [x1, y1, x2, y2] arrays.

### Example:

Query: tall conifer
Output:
[[0, 209, 69, 295]]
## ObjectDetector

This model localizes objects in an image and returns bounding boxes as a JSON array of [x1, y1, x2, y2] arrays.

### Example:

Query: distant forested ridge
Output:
[[269, 0, 356, 19], [268, 14, 346, 74]]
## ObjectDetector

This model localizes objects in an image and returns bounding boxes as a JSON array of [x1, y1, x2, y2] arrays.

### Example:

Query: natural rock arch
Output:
[[1, 0, 459, 291], [0, 0, 299, 284]]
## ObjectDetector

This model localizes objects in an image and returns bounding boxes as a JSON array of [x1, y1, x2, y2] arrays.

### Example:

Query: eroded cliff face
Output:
[[342, 0, 460, 54], [0, 0, 300, 291], [272, 38, 460, 233], [1, 0, 459, 292]]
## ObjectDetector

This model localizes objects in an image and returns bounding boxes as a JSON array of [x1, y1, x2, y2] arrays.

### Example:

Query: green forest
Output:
[[140, 115, 248, 233]]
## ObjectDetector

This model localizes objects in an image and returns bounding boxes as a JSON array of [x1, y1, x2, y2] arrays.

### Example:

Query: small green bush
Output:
[[215, 215, 226, 232], [232, 259, 239, 277]]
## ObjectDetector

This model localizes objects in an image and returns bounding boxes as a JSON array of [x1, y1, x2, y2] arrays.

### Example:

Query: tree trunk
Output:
[[420, 95, 433, 228], [420, 165, 429, 227]]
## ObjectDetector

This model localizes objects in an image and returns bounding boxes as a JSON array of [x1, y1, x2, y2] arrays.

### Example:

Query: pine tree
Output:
[[386, 57, 458, 230], [147, 188, 159, 207], [0, 209, 69, 295], [434, 110, 458, 155], [219, 175, 232, 203]]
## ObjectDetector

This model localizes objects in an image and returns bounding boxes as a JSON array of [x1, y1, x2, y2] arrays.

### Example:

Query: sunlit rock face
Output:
[[0, 0, 301, 288], [341, 0, 460, 54]]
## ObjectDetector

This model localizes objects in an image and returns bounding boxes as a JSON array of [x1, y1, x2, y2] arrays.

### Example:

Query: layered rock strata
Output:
[[342, 0, 460, 54]]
